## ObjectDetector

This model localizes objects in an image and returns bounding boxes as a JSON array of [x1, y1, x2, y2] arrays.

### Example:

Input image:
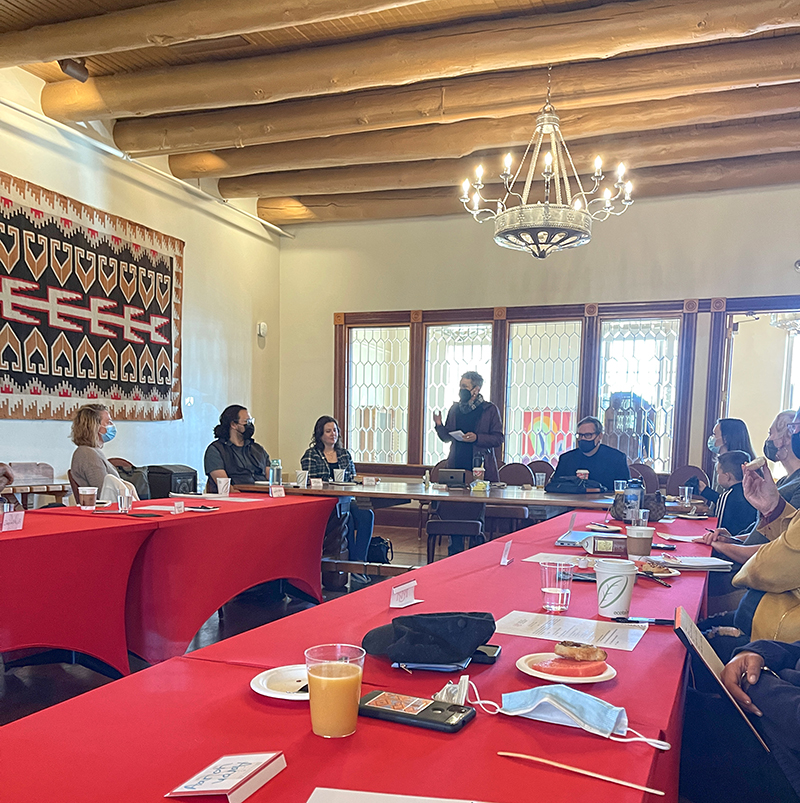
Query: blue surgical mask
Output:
[[468, 683, 670, 750], [707, 434, 720, 454], [101, 423, 117, 443]]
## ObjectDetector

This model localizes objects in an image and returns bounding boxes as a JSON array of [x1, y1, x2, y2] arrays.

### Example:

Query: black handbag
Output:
[[367, 536, 393, 563], [544, 477, 607, 494]]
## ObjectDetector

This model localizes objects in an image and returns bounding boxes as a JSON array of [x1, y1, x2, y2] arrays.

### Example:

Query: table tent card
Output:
[[166, 752, 286, 803], [390, 579, 424, 608]]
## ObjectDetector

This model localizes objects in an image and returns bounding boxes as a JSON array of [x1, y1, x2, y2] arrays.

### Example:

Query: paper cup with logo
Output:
[[626, 525, 655, 560], [216, 477, 231, 496], [333, 469, 346, 483], [296, 470, 309, 487], [595, 558, 637, 618]]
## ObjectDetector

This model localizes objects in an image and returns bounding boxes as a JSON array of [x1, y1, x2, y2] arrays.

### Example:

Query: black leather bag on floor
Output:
[[367, 536, 393, 563]]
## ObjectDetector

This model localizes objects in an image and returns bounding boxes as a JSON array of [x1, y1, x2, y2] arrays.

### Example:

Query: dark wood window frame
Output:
[[335, 299, 710, 475]]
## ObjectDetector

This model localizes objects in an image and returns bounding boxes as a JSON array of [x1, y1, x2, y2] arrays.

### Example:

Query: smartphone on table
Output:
[[359, 691, 475, 732]]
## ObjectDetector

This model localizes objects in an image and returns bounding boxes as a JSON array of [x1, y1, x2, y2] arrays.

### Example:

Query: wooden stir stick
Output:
[[497, 752, 665, 796]]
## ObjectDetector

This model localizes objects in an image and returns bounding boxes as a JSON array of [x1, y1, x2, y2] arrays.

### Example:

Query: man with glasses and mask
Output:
[[204, 404, 269, 492], [551, 416, 630, 492]]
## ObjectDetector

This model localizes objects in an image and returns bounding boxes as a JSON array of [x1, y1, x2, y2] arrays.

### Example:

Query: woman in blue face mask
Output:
[[707, 418, 755, 459], [69, 403, 122, 491]]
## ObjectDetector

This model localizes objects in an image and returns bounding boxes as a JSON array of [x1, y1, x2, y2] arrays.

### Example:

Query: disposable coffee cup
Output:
[[595, 558, 637, 618], [626, 525, 655, 560], [296, 470, 309, 487], [216, 477, 231, 496], [576, 469, 589, 481], [333, 469, 346, 483], [78, 486, 98, 511]]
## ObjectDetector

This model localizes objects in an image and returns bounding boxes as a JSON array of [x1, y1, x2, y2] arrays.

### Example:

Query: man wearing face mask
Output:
[[550, 416, 629, 493], [433, 371, 504, 481], [204, 404, 269, 492]]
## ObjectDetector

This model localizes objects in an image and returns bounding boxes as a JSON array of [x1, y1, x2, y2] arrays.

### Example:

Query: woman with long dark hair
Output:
[[703, 417, 755, 505], [301, 415, 374, 561]]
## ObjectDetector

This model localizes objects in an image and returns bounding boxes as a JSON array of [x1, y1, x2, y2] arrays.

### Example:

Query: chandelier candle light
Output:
[[460, 77, 633, 259]]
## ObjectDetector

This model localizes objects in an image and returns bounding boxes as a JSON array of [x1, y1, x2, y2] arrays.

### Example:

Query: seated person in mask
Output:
[[70, 403, 120, 489], [551, 416, 630, 492], [204, 405, 269, 492], [433, 371, 503, 481]]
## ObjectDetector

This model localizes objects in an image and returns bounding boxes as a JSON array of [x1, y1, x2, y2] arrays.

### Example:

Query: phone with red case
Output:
[[359, 691, 475, 732]]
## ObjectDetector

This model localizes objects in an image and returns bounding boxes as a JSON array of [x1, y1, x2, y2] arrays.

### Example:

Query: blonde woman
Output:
[[69, 403, 121, 491]]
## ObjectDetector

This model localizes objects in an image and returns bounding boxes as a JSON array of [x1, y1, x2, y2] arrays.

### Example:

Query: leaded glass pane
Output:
[[424, 323, 493, 465], [598, 318, 681, 473], [505, 321, 582, 466], [348, 326, 409, 463]]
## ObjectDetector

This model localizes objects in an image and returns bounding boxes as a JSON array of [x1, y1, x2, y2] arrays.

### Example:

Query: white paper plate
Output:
[[250, 665, 309, 700], [516, 652, 617, 684]]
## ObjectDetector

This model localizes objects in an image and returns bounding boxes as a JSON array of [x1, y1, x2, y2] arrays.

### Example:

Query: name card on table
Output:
[[310, 478, 324, 489], [166, 752, 286, 803], [172, 501, 185, 514], [269, 485, 286, 498], [1, 510, 24, 531], [500, 540, 513, 565], [362, 476, 378, 487], [390, 579, 423, 609]]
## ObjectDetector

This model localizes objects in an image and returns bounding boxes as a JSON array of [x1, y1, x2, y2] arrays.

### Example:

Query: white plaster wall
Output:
[[0, 71, 282, 480], [279, 185, 800, 466]]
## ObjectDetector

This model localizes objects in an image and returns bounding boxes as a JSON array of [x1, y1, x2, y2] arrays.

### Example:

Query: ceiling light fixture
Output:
[[460, 69, 633, 259], [57, 58, 89, 83]]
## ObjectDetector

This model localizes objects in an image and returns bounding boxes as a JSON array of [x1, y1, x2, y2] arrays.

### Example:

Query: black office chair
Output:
[[425, 500, 485, 563]]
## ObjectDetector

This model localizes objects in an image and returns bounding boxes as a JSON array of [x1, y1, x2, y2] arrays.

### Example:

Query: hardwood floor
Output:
[[0, 525, 436, 726]]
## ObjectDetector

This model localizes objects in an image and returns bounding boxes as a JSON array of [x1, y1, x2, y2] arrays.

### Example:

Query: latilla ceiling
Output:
[[3, 0, 800, 226]]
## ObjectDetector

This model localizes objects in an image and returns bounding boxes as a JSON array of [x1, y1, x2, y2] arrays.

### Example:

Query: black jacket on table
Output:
[[735, 639, 800, 798], [552, 443, 630, 493]]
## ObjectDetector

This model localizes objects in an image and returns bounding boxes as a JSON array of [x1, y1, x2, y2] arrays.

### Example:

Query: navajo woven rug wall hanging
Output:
[[0, 172, 184, 420]]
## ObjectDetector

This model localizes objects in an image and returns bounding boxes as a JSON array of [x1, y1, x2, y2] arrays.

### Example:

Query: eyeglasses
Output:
[[238, 417, 255, 426], [788, 422, 800, 435], [576, 432, 599, 440]]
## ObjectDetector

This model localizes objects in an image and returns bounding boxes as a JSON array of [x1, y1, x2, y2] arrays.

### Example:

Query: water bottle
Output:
[[269, 458, 282, 486], [622, 478, 644, 523]]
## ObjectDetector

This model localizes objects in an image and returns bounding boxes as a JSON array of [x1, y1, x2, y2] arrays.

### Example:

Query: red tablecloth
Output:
[[0, 510, 156, 676], [124, 495, 337, 663], [0, 511, 714, 802]]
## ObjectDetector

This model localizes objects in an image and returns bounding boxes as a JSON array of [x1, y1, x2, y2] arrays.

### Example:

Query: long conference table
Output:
[[0, 495, 336, 674], [0, 508, 715, 803]]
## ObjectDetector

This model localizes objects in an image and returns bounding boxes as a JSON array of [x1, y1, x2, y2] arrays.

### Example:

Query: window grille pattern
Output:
[[424, 323, 493, 465], [598, 318, 681, 473], [505, 321, 582, 466], [348, 327, 409, 463]]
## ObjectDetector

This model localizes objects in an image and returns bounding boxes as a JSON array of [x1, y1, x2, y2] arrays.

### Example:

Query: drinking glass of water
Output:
[[540, 561, 574, 613]]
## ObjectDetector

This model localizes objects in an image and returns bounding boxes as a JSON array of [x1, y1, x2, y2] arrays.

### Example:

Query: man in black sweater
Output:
[[551, 416, 629, 492]]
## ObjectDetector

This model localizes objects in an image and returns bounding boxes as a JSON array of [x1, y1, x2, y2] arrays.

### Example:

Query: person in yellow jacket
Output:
[[735, 432, 800, 643]]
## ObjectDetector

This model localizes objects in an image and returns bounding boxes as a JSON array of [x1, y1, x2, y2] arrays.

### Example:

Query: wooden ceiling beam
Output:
[[0, 0, 429, 69], [182, 84, 800, 181], [256, 152, 800, 225], [237, 116, 800, 200], [41, 0, 800, 122], [114, 35, 800, 156]]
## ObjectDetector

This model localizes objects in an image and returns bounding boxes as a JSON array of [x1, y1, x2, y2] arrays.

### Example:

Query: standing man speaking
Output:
[[433, 371, 504, 481]]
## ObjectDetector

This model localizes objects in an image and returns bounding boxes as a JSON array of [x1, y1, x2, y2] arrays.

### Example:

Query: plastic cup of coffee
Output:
[[595, 558, 637, 618], [216, 477, 231, 496], [534, 472, 546, 489], [626, 525, 655, 560], [333, 469, 346, 482], [540, 561, 574, 613], [305, 643, 365, 738], [614, 480, 627, 494], [78, 486, 98, 511], [296, 470, 309, 487]]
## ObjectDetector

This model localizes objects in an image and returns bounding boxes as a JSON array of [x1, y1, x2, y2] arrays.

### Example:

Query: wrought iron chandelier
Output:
[[460, 73, 633, 259]]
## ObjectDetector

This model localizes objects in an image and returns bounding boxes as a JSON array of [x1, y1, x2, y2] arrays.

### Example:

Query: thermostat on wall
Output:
[[256, 322, 268, 337]]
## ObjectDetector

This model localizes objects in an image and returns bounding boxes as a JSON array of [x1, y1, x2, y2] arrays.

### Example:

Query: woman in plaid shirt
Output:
[[301, 416, 374, 560]]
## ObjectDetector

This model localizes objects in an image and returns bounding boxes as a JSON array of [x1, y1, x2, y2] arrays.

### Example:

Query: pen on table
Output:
[[614, 616, 674, 626]]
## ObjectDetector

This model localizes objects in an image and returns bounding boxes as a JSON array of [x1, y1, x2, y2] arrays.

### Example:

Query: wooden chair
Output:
[[630, 463, 660, 493], [108, 458, 134, 470], [67, 469, 80, 501], [426, 500, 485, 563], [498, 462, 534, 486], [666, 465, 710, 496]]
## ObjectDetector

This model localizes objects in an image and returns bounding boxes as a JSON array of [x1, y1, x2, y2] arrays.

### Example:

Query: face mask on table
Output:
[[467, 683, 670, 749], [458, 388, 472, 403], [100, 423, 116, 443], [764, 438, 779, 462], [707, 435, 720, 454]]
